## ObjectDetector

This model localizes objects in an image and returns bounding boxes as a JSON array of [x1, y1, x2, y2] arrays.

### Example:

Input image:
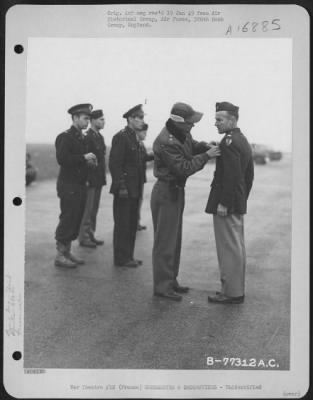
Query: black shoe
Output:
[[174, 285, 190, 294], [80, 240, 97, 248], [91, 237, 104, 245], [154, 291, 182, 301], [208, 294, 245, 304], [133, 259, 143, 265], [137, 224, 147, 231], [115, 260, 139, 268]]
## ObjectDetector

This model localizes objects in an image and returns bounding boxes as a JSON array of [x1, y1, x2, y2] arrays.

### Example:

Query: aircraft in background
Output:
[[251, 143, 283, 165]]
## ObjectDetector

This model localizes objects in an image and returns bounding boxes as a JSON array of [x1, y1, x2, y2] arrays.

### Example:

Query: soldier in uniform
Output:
[[79, 109, 106, 248], [109, 104, 146, 268], [206, 102, 254, 304], [137, 123, 154, 231], [54, 103, 97, 268], [151, 102, 220, 301]]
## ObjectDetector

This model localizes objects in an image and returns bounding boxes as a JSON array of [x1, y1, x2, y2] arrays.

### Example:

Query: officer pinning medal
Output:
[[151, 102, 220, 301]]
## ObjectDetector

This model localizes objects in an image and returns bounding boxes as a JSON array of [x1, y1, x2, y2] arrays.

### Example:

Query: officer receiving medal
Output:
[[206, 101, 254, 304]]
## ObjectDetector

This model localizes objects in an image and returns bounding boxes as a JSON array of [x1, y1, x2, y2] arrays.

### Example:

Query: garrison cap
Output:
[[216, 102, 239, 117], [68, 103, 93, 116], [123, 104, 144, 119], [170, 102, 203, 123], [90, 109, 104, 120]]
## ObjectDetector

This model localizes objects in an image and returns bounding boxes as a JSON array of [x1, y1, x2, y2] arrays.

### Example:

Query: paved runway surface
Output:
[[24, 156, 291, 370]]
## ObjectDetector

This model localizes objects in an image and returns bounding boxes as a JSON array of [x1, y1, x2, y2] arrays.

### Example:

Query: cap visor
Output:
[[186, 111, 203, 123]]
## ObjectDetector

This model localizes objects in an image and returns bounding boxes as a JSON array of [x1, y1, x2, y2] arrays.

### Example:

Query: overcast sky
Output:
[[26, 38, 292, 151]]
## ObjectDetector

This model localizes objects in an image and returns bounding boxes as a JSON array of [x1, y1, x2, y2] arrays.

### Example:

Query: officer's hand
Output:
[[217, 203, 228, 217], [203, 141, 217, 148], [84, 152, 97, 162], [206, 145, 221, 159], [119, 187, 128, 198]]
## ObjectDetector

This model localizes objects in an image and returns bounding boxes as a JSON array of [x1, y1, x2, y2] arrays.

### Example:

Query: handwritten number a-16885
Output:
[[225, 19, 281, 35]]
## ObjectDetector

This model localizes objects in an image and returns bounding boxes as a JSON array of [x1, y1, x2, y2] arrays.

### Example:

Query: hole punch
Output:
[[14, 44, 24, 54], [12, 351, 22, 361], [13, 197, 22, 206]]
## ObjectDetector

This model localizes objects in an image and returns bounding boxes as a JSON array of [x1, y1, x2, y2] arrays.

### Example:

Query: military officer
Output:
[[206, 102, 254, 304], [109, 104, 146, 268], [54, 103, 97, 268], [151, 102, 220, 301], [79, 109, 107, 248], [137, 123, 154, 231]]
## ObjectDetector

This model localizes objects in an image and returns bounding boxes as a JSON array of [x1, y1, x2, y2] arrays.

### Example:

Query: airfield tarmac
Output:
[[24, 156, 291, 370]]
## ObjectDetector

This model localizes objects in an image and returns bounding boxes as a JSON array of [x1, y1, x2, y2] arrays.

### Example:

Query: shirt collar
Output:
[[228, 128, 240, 134]]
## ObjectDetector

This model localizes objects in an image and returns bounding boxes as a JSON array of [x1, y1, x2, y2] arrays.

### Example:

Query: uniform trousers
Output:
[[79, 186, 102, 242], [113, 195, 139, 264], [151, 181, 185, 294], [55, 182, 87, 245], [213, 214, 246, 297]]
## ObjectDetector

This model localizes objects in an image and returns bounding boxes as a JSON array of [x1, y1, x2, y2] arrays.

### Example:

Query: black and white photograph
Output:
[[3, 3, 310, 399]]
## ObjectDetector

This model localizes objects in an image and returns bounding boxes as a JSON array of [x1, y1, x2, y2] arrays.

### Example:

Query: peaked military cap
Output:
[[68, 103, 93, 116], [216, 102, 239, 117], [170, 102, 203, 123], [123, 104, 144, 119], [90, 109, 104, 119]]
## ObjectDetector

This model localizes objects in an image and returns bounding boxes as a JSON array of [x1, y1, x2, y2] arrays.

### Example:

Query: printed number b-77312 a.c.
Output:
[[206, 357, 280, 368]]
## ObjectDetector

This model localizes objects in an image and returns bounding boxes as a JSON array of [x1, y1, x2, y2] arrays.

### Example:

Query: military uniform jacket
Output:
[[55, 125, 88, 186], [153, 119, 210, 187], [85, 128, 107, 187], [205, 128, 254, 214], [109, 126, 143, 198]]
